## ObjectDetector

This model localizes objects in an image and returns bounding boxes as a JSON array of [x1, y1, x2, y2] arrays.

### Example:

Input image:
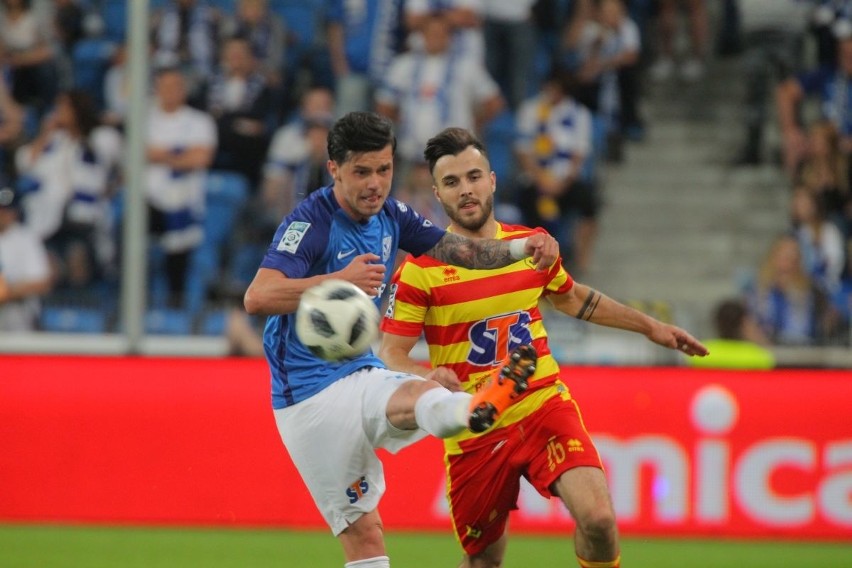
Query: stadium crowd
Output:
[[0, 0, 849, 351]]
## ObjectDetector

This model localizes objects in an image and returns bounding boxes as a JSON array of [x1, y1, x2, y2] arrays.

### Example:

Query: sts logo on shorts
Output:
[[346, 476, 369, 504], [467, 311, 533, 366]]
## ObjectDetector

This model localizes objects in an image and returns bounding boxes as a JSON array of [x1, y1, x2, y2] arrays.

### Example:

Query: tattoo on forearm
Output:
[[427, 233, 515, 269], [576, 289, 601, 321]]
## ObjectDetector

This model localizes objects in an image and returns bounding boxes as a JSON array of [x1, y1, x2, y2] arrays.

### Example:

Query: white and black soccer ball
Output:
[[295, 279, 380, 361]]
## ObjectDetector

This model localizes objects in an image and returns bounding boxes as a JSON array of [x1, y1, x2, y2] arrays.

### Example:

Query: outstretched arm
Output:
[[424, 232, 559, 272], [548, 282, 709, 357], [244, 253, 386, 316], [379, 332, 462, 391]]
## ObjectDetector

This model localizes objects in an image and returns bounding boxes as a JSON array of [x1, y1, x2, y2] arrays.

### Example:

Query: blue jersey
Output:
[[260, 185, 445, 409]]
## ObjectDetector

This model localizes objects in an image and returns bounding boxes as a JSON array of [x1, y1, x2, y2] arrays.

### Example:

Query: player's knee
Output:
[[340, 515, 386, 556], [576, 507, 618, 546], [466, 549, 504, 568]]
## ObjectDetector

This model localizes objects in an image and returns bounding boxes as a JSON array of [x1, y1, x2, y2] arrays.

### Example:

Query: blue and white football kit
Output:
[[261, 185, 448, 535]]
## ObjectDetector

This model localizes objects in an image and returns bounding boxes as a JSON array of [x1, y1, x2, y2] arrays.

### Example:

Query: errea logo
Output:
[[567, 439, 585, 452], [443, 267, 460, 283]]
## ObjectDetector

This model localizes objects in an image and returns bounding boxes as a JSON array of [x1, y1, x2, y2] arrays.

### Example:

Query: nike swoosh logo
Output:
[[337, 249, 357, 260]]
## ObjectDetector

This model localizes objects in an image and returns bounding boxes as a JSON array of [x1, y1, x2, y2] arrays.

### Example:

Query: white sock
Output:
[[414, 388, 472, 438], [345, 555, 390, 567]]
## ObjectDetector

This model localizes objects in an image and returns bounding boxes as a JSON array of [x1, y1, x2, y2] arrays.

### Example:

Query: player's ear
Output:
[[490, 171, 497, 193], [433, 185, 442, 203], [327, 159, 339, 180]]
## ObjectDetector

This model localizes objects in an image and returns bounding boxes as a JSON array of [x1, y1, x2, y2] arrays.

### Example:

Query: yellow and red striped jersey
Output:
[[381, 222, 575, 451]]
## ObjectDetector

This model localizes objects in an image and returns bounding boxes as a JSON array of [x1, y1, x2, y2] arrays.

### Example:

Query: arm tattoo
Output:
[[576, 289, 601, 321], [426, 233, 515, 269]]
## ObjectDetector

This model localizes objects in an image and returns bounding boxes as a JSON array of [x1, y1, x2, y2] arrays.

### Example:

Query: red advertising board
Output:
[[0, 356, 850, 540]]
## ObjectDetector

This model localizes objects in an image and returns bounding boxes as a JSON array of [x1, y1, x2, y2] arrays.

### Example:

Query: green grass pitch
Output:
[[1, 525, 849, 567]]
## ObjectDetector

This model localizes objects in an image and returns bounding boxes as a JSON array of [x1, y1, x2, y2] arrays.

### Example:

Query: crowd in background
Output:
[[0, 0, 850, 352]]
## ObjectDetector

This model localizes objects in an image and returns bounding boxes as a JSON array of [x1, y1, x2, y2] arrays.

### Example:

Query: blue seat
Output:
[[72, 38, 116, 109], [100, 0, 127, 43], [183, 170, 250, 313], [40, 306, 110, 333], [204, 170, 249, 246], [145, 307, 194, 335], [198, 309, 229, 336]]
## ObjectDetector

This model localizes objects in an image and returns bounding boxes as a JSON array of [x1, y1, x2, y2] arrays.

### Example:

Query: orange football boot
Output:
[[468, 344, 537, 433]]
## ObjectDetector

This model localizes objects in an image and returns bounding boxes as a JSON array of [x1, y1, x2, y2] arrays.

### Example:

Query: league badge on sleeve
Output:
[[277, 221, 311, 253]]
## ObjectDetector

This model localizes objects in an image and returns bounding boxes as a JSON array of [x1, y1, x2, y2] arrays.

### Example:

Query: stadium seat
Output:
[[183, 171, 250, 313], [100, 0, 127, 43], [197, 309, 228, 336], [72, 38, 117, 109], [145, 307, 194, 335], [40, 306, 110, 333]]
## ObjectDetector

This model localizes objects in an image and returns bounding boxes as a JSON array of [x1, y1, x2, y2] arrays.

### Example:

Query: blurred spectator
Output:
[[221, 0, 287, 88], [102, 43, 129, 129], [789, 184, 846, 294], [225, 306, 264, 356], [14, 89, 123, 289], [392, 160, 450, 228], [569, 0, 643, 152], [325, 0, 404, 116], [482, 0, 537, 110], [732, 0, 809, 166], [777, 36, 852, 178], [375, 11, 504, 172], [404, 0, 484, 62], [0, 186, 51, 331], [514, 67, 598, 274], [53, 0, 83, 52], [0, 77, 23, 180], [798, 120, 852, 238], [649, 0, 708, 82], [52, 0, 84, 89], [145, 66, 217, 307], [195, 36, 274, 188], [809, 0, 852, 70], [745, 233, 841, 345], [688, 298, 776, 369], [261, 86, 334, 218], [0, 0, 58, 114], [151, 0, 221, 93]]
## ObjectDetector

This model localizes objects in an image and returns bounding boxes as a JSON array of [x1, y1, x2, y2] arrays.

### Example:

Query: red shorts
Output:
[[446, 395, 602, 555]]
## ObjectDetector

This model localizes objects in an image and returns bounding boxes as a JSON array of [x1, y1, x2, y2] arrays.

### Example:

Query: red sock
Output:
[[577, 554, 621, 568]]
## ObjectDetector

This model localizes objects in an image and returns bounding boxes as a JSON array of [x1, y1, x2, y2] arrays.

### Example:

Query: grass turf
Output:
[[0, 525, 849, 567]]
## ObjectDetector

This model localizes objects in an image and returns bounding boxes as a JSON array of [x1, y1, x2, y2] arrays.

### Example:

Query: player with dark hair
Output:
[[379, 127, 708, 568], [243, 112, 559, 568]]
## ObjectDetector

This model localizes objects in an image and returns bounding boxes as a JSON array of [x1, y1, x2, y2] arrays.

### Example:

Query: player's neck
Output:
[[449, 218, 498, 240]]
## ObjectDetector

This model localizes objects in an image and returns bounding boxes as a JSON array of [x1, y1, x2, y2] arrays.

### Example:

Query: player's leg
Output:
[[445, 426, 521, 568], [552, 467, 620, 567], [460, 533, 508, 568], [522, 396, 619, 567], [385, 377, 472, 438], [273, 372, 392, 563], [339, 509, 390, 567]]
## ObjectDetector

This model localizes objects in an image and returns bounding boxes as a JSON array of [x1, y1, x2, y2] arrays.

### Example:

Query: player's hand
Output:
[[338, 253, 386, 296], [425, 367, 462, 392], [649, 323, 709, 357], [525, 232, 559, 271]]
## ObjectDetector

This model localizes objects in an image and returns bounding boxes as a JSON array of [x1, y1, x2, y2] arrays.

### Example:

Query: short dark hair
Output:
[[714, 299, 747, 340], [327, 112, 396, 164], [423, 127, 488, 175]]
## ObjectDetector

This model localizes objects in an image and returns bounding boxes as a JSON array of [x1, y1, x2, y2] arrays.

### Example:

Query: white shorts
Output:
[[273, 367, 428, 536]]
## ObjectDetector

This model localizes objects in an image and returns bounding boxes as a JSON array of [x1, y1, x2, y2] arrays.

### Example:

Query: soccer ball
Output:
[[295, 279, 380, 361]]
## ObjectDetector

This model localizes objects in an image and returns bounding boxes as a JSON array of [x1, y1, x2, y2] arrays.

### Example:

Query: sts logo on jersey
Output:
[[346, 476, 369, 504], [467, 311, 533, 366]]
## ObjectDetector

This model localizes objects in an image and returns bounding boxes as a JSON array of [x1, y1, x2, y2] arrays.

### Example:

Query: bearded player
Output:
[[379, 127, 708, 568]]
